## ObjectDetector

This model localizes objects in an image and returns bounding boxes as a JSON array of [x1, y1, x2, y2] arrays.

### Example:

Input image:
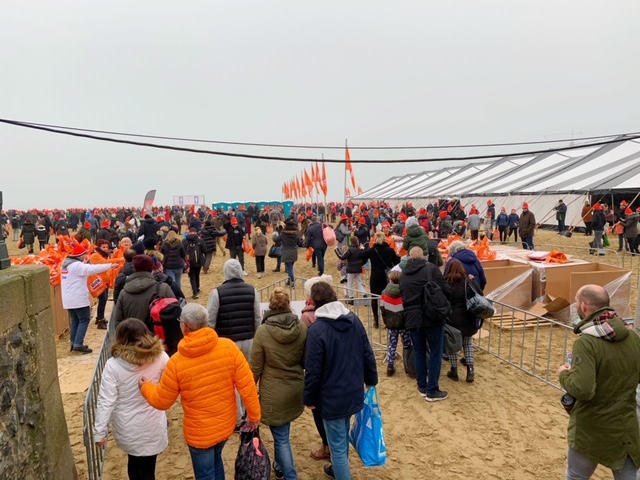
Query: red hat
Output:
[[359, 217, 366, 224], [231, 217, 238, 224], [100, 220, 110, 228], [399, 213, 407, 221], [487, 200, 492, 205], [156, 216, 163, 222], [419, 208, 426, 215], [621, 200, 628, 206], [340, 214, 348, 220], [625, 208, 632, 215], [439, 211, 447, 219], [212, 211, 218, 216], [459, 205, 464, 209], [522, 202, 529, 209], [83, 221, 91, 229], [382, 221, 391, 227], [70, 244, 87, 257], [447, 205, 453, 212], [592, 203, 602, 210]]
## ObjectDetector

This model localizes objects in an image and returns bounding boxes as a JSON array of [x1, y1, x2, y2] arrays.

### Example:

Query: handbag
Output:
[[444, 324, 463, 354], [234, 427, 271, 480], [465, 280, 495, 319], [268, 243, 282, 258], [349, 386, 386, 467], [17, 238, 25, 249], [403, 346, 416, 377]]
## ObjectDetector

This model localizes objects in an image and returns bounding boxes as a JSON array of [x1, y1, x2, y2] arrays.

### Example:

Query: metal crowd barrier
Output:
[[82, 318, 114, 480]]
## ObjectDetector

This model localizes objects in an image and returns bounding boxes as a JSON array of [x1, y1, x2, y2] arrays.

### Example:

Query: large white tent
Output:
[[353, 137, 640, 227]]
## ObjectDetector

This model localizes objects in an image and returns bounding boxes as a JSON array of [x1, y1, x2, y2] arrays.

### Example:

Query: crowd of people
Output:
[[6, 198, 640, 479]]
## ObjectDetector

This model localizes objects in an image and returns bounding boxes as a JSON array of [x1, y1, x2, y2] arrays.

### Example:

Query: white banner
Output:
[[173, 195, 206, 206]]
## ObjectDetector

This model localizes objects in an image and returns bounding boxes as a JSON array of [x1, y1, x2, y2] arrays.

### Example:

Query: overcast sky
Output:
[[2, 1, 640, 210]]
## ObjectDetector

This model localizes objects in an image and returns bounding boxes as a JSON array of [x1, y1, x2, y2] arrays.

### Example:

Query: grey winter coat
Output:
[[276, 229, 299, 263], [251, 234, 268, 257]]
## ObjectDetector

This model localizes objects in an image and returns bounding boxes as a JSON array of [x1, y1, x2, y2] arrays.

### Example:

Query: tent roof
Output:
[[353, 137, 640, 201]]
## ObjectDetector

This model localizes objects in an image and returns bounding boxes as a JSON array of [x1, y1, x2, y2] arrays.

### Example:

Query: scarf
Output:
[[577, 308, 617, 340]]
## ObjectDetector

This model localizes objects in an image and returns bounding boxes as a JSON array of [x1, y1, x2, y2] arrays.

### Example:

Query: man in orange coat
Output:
[[139, 303, 261, 480]]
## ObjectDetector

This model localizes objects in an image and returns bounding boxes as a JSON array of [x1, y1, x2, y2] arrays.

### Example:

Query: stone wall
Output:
[[0, 266, 77, 479]]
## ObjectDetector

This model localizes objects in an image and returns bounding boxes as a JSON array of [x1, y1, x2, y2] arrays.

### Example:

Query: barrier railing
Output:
[[82, 323, 114, 480]]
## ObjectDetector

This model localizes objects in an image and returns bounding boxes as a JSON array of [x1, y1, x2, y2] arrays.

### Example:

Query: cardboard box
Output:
[[485, 270, 533, 310], [482, 259, 532, 296], [50, 285, 69, 337]]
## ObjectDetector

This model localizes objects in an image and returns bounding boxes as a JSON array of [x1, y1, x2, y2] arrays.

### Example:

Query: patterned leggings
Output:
[[386, 329, 412, 368], [449, 336, 474, 369]]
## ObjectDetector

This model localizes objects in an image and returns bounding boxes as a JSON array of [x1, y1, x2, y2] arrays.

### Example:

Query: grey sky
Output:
[[2, 1, 639, 210]]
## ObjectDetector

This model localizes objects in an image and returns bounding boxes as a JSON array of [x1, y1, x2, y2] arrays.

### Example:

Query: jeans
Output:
[[522, 236, 534, 250], [323, 416, 352, 480], [270, 424, 298, 480], [285, 262, 295, 283], [13, 228, 19, 241], [127, 454, 157, 480], [165, 267, 183, 290], [188, 441, 226, 480], [275, 256, 282, 271], [410, 325, 444, 395], [558, 219, 566, 233], [594, 230, 604, 249], [97, 288, 108, 320], [315, 247, 326, 275], [69, 306, 91, 348], [566, 447, 637, 480]]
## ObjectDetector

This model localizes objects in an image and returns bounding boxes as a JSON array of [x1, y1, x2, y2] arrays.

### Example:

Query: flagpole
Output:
[[344, 139, 348, 206]]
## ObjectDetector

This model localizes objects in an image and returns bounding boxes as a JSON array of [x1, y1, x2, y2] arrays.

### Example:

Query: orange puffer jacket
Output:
[[140, 327, 261, 448]]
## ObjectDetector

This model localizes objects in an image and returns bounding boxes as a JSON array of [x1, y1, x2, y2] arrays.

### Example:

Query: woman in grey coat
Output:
[[274, 220, 300, 287]]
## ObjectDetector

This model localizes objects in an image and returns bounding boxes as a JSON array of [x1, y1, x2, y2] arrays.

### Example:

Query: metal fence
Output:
[[82, 322, 114, 480]]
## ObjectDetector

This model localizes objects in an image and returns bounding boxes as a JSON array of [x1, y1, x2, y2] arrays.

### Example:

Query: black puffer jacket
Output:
[[200, 225, 220, 253], [137, 217, 159, 243], [304, 221, 327, 251], [161, 237, 185, 269], [335, 246, 366, 274], [20, 222, 36, 244]]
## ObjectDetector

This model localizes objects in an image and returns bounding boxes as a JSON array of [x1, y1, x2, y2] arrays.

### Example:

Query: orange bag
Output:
[[306, 247, 314, 261], [613, 222, 624, 235], [242, 238, 255, 257], [545, 250, 568, 264], [87, 275, 107, 298], [492, 228, 500, 239]]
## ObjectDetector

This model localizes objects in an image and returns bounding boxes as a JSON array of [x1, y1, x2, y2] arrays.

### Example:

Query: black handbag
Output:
[[268, 243, 282, 258], [234, 427, 270, 480], [465, 280, 495, 319]]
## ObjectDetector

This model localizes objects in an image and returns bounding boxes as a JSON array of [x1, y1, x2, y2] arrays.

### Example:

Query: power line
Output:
[[1, 118, 639, 164], [2, 117, 637, 150]]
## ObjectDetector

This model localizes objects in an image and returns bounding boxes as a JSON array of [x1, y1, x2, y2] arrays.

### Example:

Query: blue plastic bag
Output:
[[349, 386, 386, 466]]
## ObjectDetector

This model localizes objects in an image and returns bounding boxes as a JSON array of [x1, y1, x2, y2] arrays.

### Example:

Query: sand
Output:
[[8, 228, 625, 479]]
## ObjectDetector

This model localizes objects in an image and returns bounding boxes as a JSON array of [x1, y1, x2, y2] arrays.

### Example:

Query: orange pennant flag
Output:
[[321, 161, 328, 196], [357, 185, 364, 195], [345, 146, 356, 188], [346, 187, 351, 197], [304, 168, 313, 188]]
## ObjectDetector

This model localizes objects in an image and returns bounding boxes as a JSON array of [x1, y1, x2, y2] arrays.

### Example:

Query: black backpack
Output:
[[186, 239, 202, 267], [422, 264, 451, 324]]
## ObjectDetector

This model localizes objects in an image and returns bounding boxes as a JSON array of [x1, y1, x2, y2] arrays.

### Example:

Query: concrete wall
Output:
[[0, 266, 77, 479]]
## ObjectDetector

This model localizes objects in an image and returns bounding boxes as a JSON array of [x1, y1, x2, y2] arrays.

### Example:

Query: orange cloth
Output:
[[545, 250, 568, 264], [140, 327, 261, 449]]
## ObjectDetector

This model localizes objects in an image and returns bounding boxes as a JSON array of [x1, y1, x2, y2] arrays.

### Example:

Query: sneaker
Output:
[[192, 294, 199, 299], [417, 387, 427, 397], [426, 389, 449, 402], [72, 345, 93, 354], [273, 463, 284, 480], [323, 464, 335, 479], [243, 271, 248, 276], [386, 365, 396, 376]]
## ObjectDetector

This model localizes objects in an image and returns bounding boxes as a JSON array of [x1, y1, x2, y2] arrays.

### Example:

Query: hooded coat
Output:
[[137, 217, 159, 244], [140, 327, 261, 449], [112, 271, 175, 328], [93, 337, 169, 456], [622, 212, 639, 239], [276, 227, 300, 263], [161, 235, 185, 269], [444, 249, 487, 291], [559, 309, 640, 470], [303, 302, 378, 420], [402, 224, 429, 255], [250, 310, 307, 426]]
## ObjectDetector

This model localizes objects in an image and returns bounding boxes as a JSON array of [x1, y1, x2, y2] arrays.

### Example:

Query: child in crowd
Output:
[[251, 227, 267, 279], [334, 236, 367, 302], [380, 270, 412, 376]]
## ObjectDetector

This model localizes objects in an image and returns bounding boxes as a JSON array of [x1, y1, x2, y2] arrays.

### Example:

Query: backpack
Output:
[[148, 283, 184, 356], [185, 239, 202, 267], [422, 264, 451, 324], [322, 223, 336, 246]]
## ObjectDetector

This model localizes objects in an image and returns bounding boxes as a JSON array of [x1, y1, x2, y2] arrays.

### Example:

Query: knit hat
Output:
[[399, 213, 407, 222], [100, 220, 110, 228], [303, 274, 334, 298], [69, 244, 87, 257], [382, 221, 391, 228], [143, 237, 157, 250], [340, 214, 348, 220], [523, 202, 529, 209], [592, 203, 602, 210], [83, 221, 91, 229], [359, 217, 366, 224], [439, 211, 447, 219], [419, 208, 427, 215], [487, 200, 492, 205], [133, 254, 154, 273], [625, 208, 632, 215], [230, 217, 238, 225], [405, 217, 419, 228], [621, 200, 628, 206], [156, 216, 163, 222]]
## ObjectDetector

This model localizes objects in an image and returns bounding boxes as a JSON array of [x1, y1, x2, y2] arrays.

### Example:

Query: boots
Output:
[[466, 366, 475, 383], [373, 318, 379, 329], [447, 367, 459, 382]]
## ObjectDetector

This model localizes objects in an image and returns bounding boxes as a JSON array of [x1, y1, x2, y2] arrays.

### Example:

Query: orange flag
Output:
[[357, 185, 364, 195], [346, 187, 351, 197], [345, 146, 356, 188], [321, 162, 328, 196], [304, 168, 313, 188]]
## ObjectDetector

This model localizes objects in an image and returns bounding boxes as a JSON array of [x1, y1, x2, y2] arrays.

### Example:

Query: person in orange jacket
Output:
[[89, 239, 114, 330], [139, 303, 261, 480]]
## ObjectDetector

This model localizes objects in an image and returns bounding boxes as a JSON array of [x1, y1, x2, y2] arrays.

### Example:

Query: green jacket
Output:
[[250, 309, 307, 426], [402, 225, 429, 254], [559, 308, 640, 470]]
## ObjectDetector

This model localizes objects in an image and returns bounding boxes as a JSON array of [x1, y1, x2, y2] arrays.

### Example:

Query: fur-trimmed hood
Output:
[[111, 336, 165, 367]]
